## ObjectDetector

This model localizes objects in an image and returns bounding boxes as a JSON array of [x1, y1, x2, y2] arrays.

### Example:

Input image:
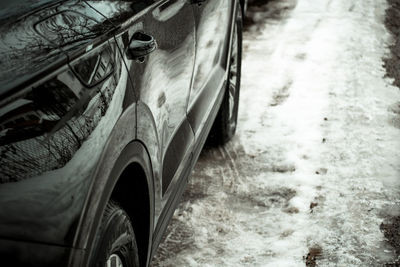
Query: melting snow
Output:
[[152, 0, 400, 266]]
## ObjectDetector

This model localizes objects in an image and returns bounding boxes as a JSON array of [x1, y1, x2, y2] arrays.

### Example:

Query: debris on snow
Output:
[[315, 168, 328, 175], [304, 246, 323, 267]]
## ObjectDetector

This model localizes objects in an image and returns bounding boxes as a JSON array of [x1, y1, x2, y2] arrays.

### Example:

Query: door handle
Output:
[[126, 32, 157, 62]]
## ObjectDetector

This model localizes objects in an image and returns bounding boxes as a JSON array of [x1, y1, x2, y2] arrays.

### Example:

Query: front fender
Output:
[[71, 102, 138, 251]]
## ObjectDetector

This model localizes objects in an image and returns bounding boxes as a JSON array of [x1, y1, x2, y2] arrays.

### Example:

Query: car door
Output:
[[87, 0, 196, 218], [130, 0, 196, 208], [188, 0, 232, 138]]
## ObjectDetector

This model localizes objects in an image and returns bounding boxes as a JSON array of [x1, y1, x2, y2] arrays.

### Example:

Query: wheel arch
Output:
[[76, 141, 155, 267], [110, 157, 153, 267]]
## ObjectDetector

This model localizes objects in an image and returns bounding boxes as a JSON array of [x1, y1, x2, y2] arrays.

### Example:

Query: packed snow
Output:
[[151, 0, 400, 266]]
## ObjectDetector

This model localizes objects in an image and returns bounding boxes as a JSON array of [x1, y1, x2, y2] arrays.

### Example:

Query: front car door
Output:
[[90, 0, 196, 226]]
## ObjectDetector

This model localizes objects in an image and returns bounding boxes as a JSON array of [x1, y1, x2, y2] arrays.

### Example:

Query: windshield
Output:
[[0, 0, 60, 23]]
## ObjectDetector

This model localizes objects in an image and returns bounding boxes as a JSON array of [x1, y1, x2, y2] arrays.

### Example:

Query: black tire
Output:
[[91, 202, 139, 267], [208, 3, 243, 146]]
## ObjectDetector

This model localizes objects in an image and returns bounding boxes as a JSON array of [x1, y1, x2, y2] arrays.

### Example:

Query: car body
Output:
[[0, 0, 244, 266]]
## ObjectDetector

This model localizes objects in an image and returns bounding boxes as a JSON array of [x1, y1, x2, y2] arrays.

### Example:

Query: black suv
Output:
[[0, 0, 244, 266]]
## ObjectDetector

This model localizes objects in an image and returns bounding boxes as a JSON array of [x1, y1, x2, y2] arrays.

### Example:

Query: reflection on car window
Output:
[[72, 45, 115, 87]]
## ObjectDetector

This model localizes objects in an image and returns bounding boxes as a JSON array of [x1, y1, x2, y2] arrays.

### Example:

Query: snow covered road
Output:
[[151, 0, 400, 266]]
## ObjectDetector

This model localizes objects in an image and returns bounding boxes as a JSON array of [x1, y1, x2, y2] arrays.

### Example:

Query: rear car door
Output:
[[188, 0, 232, 138]]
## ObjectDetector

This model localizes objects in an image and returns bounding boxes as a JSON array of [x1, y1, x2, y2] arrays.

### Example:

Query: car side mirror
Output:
[[126, 32, 157, 62]]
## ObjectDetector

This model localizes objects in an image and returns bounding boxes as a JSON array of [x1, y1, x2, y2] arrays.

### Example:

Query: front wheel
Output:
[[91, 202, 139, 267], [208, 3, 243, 146]]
